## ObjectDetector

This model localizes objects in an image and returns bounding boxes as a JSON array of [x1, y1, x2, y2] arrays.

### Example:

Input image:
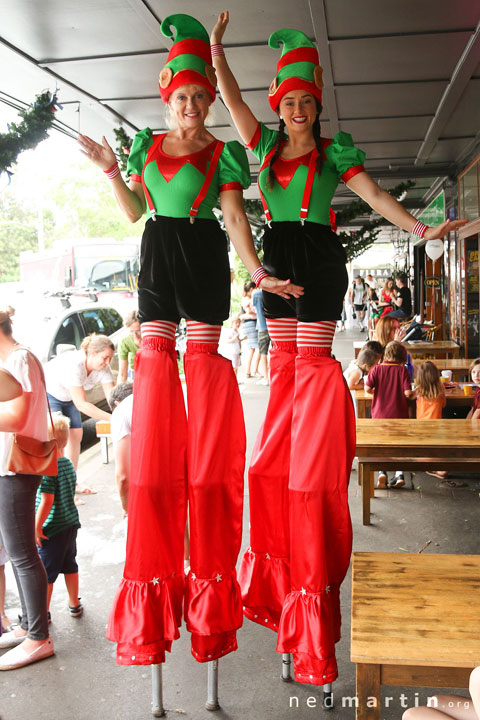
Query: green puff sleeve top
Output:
[[127, 128, 251, 221], [247, 123, 366, 225]]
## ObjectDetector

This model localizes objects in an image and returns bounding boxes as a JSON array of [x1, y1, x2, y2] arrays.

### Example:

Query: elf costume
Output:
[[237, 28, 361, 685], [107, 14, 247, 667]]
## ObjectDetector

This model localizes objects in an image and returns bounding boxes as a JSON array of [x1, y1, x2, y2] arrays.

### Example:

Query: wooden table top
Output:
[[414, 358, 471, 370], [356, 418, 480, 457], [355, 385, 475, 404], [351, 552, 480, 667], [354, 340, 461, 358]]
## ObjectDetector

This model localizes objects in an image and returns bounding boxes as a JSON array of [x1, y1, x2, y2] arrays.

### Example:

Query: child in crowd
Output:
[[35, 413, 82, 619], [0, 536, 14, 633], [365, 340, 414, 488], [467, 358, 480, 420], [362, 339, 384, 357], [344, 348, 381, 417], [225, 315, 246, 376], [415, 361, 447, 479]]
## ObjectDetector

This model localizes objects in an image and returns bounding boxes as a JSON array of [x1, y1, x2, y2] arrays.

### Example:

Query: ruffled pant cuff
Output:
[[277, 588, 338, 685], [185, 570, 243, 661], [238, 547, 290, 631], [106, 574, 184, 666]]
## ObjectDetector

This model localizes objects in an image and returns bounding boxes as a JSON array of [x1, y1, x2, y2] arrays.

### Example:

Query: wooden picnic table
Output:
[[355, 384, 475, 419], [413, 357, 472, 380], [354, 340, 461, 359], [355, 418, 480, 525], [351, 552, 480, 720]]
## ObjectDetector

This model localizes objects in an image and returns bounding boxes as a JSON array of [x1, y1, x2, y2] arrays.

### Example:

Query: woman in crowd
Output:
[[117, 310, 141, 384], [78, 14, 300, 667], [374, 314, 407, 349], [241, 281, 260, 378], [44, 334, 114, 496], [377, 277, 396, 318], [210, 10, 466, 686], [0, 306, 54, 670]]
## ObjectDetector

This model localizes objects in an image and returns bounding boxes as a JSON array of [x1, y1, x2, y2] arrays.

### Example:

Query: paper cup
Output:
[[463, 385, 473, 396]]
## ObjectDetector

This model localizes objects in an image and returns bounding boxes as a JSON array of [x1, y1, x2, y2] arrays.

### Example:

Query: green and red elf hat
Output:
[[159, 14, 217, 104], [268, 29, 323, 111]]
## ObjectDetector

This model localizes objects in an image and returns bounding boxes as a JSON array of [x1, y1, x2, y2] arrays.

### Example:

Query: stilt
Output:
[[205, 659, 220, 711], [322, 682, 333, 710], [281, 653, 292, 682], [151, 665, 165, 717]]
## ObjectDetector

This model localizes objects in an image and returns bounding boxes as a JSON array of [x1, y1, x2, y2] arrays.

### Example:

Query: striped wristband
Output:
[[411, 220, 429, 238], [252, 266, 269, 287], [104, 162, 120, 180], [210, 43, 225, 57]]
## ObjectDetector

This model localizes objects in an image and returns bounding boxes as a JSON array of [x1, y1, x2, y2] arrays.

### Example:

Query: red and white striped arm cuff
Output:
[[411, 221, 429, 238], [252, 266, 269, 287], [104, 162, 120, 180], [210, 44, 225, 57]]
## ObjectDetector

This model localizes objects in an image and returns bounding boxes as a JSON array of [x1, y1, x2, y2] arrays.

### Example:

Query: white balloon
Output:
[[425, 239, 444, 261]]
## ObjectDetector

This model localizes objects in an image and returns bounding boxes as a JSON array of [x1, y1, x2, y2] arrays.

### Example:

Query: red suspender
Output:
[[259, 146, 319, 226], [141, 134, 165, 222], [189, 140, 225, 223], [299, 148, 318, 225]]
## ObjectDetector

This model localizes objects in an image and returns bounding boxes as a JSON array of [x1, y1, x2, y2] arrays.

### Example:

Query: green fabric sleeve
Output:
[[126, 128, 154, 179], [327, 131, 366, 178], [219, 141, 252, 189], [247, 122, 278, 162], [118, 336, 130, 361]]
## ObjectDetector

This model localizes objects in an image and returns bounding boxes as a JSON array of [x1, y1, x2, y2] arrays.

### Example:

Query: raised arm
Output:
[[210, 11, 259, 145], [346, 171, 467, 240], [77, 134, 146, 223]]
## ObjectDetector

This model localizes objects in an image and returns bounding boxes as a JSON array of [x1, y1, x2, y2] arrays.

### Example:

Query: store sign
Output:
[[411, 191, 446, 245], [425, 276, 441, 288]]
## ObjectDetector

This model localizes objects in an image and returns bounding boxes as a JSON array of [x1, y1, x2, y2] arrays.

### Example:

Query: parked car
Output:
[[11, 293, 126, 413]]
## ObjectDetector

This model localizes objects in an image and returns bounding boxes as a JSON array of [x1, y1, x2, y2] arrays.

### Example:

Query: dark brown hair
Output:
[[267, 100, 323, 191]]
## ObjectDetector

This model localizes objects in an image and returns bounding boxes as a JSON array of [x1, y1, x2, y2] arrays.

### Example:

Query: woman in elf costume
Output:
[[210, 11, 466, 686], [78, 14, 301, 668]]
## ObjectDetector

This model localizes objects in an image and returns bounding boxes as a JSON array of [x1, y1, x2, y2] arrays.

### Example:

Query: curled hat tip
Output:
[[160, 13, 209, 43], [268, 28, 315, 53]]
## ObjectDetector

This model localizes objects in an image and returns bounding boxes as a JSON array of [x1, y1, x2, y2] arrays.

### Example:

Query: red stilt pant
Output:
[[184, 342, 245, 662], [106, 338, 188, 665]]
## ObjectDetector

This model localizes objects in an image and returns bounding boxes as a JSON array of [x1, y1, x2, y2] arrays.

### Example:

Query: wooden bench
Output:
[[95, 420, 111, 464], [351, 552, 480, 720], [356, 418, 480, 525]]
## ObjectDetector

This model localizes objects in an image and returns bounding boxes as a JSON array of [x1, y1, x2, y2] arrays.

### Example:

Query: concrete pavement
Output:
[[1, 327, 478, 720]]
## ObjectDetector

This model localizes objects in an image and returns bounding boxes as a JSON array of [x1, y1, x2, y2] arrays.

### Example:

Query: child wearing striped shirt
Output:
[[35, 413, 82, 620]]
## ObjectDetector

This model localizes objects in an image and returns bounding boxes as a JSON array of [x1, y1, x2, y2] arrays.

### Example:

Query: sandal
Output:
[[68, 600, 83, 618]]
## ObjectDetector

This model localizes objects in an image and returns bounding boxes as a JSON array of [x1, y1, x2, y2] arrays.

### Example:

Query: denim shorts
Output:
[[47, 394, 82, 429], [38, 525, 79, 583]]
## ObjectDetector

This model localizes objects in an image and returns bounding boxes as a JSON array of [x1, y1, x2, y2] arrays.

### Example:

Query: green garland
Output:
[[0, 92, 58, 177], [113, 126, 133, 173]]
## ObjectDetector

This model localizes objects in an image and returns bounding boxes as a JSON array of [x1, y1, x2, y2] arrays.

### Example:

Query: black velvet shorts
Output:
[[261, 221, 348, 322], [138, 216, 230, 326]]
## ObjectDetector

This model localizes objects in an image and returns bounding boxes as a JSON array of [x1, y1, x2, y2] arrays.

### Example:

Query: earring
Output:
[[279, 115, 283, 120]]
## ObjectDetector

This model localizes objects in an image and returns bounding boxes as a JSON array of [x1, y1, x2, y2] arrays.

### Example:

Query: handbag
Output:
[[7, 348, 58, 477]]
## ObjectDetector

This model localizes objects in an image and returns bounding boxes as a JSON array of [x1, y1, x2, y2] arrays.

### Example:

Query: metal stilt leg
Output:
[[151, 664, 165, 717], [322, 682, 333, 710], [281, 653, 292, 682], [205, 659, 220, 711]]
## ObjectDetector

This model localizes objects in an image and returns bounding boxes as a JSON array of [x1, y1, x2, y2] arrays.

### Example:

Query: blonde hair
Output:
[[416, 361, 442, 399], [123, 310, 138, 328], [384, 341, 407, 364], [0, 305, 15, 336], [375, 316, 398, 349], [80, 334, 114, 354], [49, 411, 70, 442]]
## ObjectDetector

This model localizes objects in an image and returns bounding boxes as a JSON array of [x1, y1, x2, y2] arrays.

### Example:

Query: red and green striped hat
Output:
[[268, 29, 323, 111], [159, 14, 216, 104]]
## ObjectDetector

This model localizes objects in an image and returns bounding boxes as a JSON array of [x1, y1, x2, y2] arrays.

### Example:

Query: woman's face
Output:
[[471, 364, 480, 385], [387, 279, 394, 291], [390, 320, 400, 340], [278, 90, 317, 134], [129, 320, 141, 347], [89, 348, 114, 371], [168, 84, 211, 129]]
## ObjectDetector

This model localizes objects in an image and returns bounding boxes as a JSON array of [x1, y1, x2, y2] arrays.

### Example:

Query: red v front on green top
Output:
[[247, 122, 366, 225], [127, 128, 251, 220]]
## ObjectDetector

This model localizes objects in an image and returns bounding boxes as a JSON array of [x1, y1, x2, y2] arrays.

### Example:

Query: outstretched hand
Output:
[[259, 276, 304, 300], [210, 10, 229, 45], [77, 134, 116, 172], [424, 219, 468, 241]]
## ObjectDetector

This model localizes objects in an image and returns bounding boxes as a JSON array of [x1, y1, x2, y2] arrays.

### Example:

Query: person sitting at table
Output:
[[343, 348, 381, 417], [414, 361, 448, 480], [365, 340, 415, 488], [389, 273, 412, 319], [374, 315, 406, 348], [377, 277, 396, 319], [361, 339, 384, 358], [467, 358, 480, 420], [402, 665, 480, 719]]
